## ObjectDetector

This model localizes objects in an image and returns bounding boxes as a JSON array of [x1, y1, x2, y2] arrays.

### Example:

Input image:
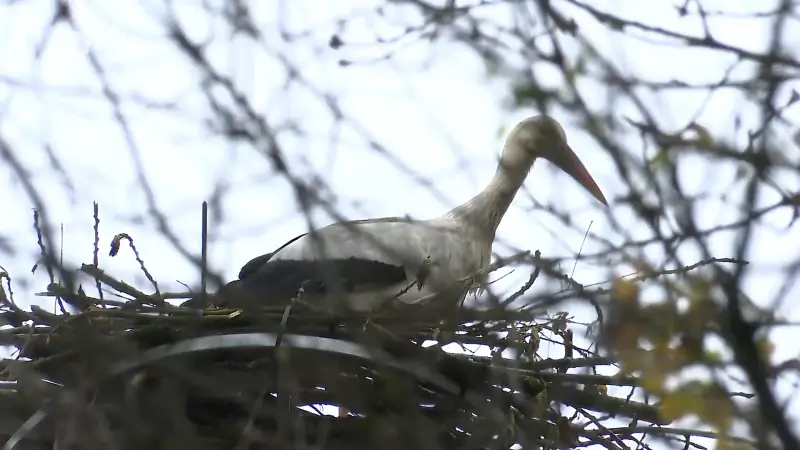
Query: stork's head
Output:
[[505, 115, 608, 206]]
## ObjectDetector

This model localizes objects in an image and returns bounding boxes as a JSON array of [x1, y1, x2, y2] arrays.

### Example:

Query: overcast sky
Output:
[[1, 0, 798, 446]]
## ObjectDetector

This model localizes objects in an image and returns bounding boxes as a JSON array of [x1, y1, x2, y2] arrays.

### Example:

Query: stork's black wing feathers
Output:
[[237, 253, 273, 280], [229, 230, 407, 307], [238, 217, 409, 280], [237, 258, 408, 301], [238, 232, 308, 280]]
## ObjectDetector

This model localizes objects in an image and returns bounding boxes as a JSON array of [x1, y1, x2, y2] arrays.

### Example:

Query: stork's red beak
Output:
[[553, 145, 608, 206]]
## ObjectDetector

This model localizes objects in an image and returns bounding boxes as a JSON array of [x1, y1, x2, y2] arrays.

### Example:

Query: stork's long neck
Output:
[[446, 147, 536, 239]]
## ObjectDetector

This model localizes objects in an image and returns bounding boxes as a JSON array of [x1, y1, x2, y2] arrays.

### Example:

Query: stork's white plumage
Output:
[[218, 116, 608, 313]]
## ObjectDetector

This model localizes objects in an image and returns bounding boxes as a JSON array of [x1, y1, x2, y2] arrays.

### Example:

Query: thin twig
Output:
[[108, 233, 161, 303], [200, 201, 209, 309], [92, 202, 104, 304]]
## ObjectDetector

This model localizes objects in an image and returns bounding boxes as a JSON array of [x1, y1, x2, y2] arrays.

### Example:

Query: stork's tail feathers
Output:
[[178, 280, 254, 309]]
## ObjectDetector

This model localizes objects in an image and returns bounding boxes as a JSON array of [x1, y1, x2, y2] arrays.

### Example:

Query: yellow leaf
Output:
[[686, 276, 716, 336], [612, 324, 642, 356], [529, 333, 540, 354], [536, 389, 548, 405], [704, 396, 734, 431], [662, 381, 735, 431], [640, 369, 666, 395], [531, 389, 549, 418], [699, 383, 734, 431], [687, 276, 712, 307], [630, 259, 654, 277], [642, 303, 679, 342], [658, 391, 698, 422], [756, 337, 775, 363], [612, 278, 639, 304], [714, 433, 739, 450], [617, 357, 637, 376], [703, 349, 725, 364]]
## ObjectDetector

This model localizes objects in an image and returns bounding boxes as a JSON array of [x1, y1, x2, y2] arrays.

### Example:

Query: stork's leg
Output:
[[326, 320, 339, 337], [322, 307, 344, 338], [415, 255, 434, 291], [275, 301, 296, 348]]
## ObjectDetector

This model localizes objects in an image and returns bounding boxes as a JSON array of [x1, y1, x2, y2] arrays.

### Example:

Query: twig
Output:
[[108, 233, 162, 304], [504, 250, 542, 306], [92, 202, 104, 304], [200, 201, 209, 308], [31, 210, 55, 286], [31, 210, 67, 315], [567, 221, 593, 290], [0, 270, 36, 325], [79, 264, 152, 305]]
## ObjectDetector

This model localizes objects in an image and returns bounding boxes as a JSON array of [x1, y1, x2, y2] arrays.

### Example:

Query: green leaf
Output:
[[511, 83, 541, 106], [496, 124, 507, 139], [647, 150, 672, 172], [686, 123, 714, 148]]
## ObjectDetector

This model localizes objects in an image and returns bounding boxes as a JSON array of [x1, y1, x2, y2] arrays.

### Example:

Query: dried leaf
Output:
[[611, 278, 639, 304]]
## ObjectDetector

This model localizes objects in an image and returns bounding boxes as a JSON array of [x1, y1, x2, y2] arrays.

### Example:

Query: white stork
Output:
[[216, 116, 608, 313]]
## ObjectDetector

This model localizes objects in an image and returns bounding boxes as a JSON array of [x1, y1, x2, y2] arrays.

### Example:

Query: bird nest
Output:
[[0, 259, 672, 450], [0, 208, 671, 450]]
